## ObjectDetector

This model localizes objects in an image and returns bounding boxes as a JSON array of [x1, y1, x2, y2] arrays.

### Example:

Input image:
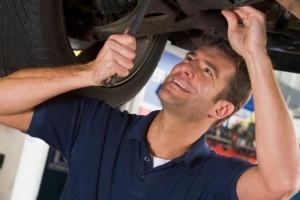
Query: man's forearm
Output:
[[245, 52, 300, 191], [0, 64, 93, 115]]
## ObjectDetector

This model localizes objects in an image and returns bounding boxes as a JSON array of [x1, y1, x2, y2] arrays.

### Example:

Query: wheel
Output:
[[0, 0, 168, 107]]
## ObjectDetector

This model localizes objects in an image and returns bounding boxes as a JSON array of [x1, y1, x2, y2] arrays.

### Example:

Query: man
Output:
[[0, 6, 299, 200]]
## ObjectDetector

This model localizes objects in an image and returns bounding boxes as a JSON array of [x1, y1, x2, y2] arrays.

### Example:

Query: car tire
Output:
[[0, 0, 168, 107]]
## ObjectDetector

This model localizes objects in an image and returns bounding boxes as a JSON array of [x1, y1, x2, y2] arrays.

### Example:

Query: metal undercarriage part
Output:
[[64, 0, 300, 73], [92, 0, 137, 13]]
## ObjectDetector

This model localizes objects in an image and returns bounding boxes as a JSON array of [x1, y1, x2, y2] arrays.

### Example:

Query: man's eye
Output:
[[185, 56, 192, 61], [204, 68, 213, 76]]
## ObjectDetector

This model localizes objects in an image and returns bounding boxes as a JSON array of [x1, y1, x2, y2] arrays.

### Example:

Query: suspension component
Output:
[[92, 0, 137, 14]]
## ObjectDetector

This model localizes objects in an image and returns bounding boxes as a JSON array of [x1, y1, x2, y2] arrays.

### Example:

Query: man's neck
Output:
[[146, 110, 211, 160]]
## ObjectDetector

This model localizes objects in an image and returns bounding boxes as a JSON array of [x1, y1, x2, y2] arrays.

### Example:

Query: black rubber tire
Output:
[[0, 0, 168, 107]]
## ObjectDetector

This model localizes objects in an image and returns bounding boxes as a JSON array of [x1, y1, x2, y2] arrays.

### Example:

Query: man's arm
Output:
[[222, 7, 300, 200], [0, 33, 136, 132]]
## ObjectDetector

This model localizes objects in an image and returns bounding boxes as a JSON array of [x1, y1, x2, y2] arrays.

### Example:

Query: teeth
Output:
[[174, 79, 190, 93]]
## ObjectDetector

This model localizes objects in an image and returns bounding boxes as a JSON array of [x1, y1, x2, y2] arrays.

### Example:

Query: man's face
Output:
[[158, 46, 236, 118]]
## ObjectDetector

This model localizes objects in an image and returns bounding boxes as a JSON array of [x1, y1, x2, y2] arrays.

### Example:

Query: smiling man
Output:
[[0, 6, 299, 200]]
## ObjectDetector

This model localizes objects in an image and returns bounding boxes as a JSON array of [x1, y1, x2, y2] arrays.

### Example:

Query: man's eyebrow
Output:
[[204, 60, 219, 79], [185, 51, 196, 58]]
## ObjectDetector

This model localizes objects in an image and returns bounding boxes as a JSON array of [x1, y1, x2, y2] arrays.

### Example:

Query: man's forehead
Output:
[[186, 46, 235, 65]]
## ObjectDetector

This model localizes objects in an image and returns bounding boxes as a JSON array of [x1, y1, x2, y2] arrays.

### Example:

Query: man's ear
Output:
[[209, 100, 235, 119]]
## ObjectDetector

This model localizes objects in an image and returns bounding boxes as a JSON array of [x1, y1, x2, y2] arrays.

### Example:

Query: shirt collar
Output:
[[182, 134, 214, 168], [125, 111, 214, 167], [125, 110, 159, 141]]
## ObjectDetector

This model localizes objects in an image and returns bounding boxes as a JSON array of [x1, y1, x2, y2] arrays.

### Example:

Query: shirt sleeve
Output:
[[26, 94, 114, 160], [213, 155, 255, 200]]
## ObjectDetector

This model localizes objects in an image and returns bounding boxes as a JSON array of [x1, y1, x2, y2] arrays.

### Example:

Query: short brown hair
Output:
[[211, 40, 252, 127]]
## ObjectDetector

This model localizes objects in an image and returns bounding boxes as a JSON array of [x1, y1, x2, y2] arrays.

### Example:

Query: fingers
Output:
[[92, 33, 137, 85], [222, 8, 252, 29], [222, 6, 265, 28], [221, 9, 239, 30], [107, 48, 135, 77], [102, 38, 136, 74], [124, 27, 130, 34], [235, 6, 264, 18], [109, 33, 136, 51], [105, 39, 136, 62]]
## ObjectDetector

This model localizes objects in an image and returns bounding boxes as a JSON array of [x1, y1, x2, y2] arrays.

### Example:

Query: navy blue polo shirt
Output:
[[27, 94, 254, 200]]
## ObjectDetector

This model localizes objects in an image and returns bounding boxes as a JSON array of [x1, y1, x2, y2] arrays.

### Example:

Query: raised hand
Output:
[[221, 6, 267, 61], [89, 33, 137, 86]]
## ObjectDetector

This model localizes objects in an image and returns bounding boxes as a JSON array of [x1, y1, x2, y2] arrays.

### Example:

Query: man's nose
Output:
[[180, 63, 195, 78]]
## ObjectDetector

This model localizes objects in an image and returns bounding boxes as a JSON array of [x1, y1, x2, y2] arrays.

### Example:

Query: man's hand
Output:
[[221, 6, 267, 60], [89, 33, 137, 86]]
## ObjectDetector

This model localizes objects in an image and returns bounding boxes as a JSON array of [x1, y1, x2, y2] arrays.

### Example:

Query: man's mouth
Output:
[[173, 79, 191, 93]]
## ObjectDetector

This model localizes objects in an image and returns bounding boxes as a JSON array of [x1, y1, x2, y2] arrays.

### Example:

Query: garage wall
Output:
[[10, 136, 49, 200], [0, 125, 25, 200], [275, 71, 300, 109], [275, 71, 300, 142]]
